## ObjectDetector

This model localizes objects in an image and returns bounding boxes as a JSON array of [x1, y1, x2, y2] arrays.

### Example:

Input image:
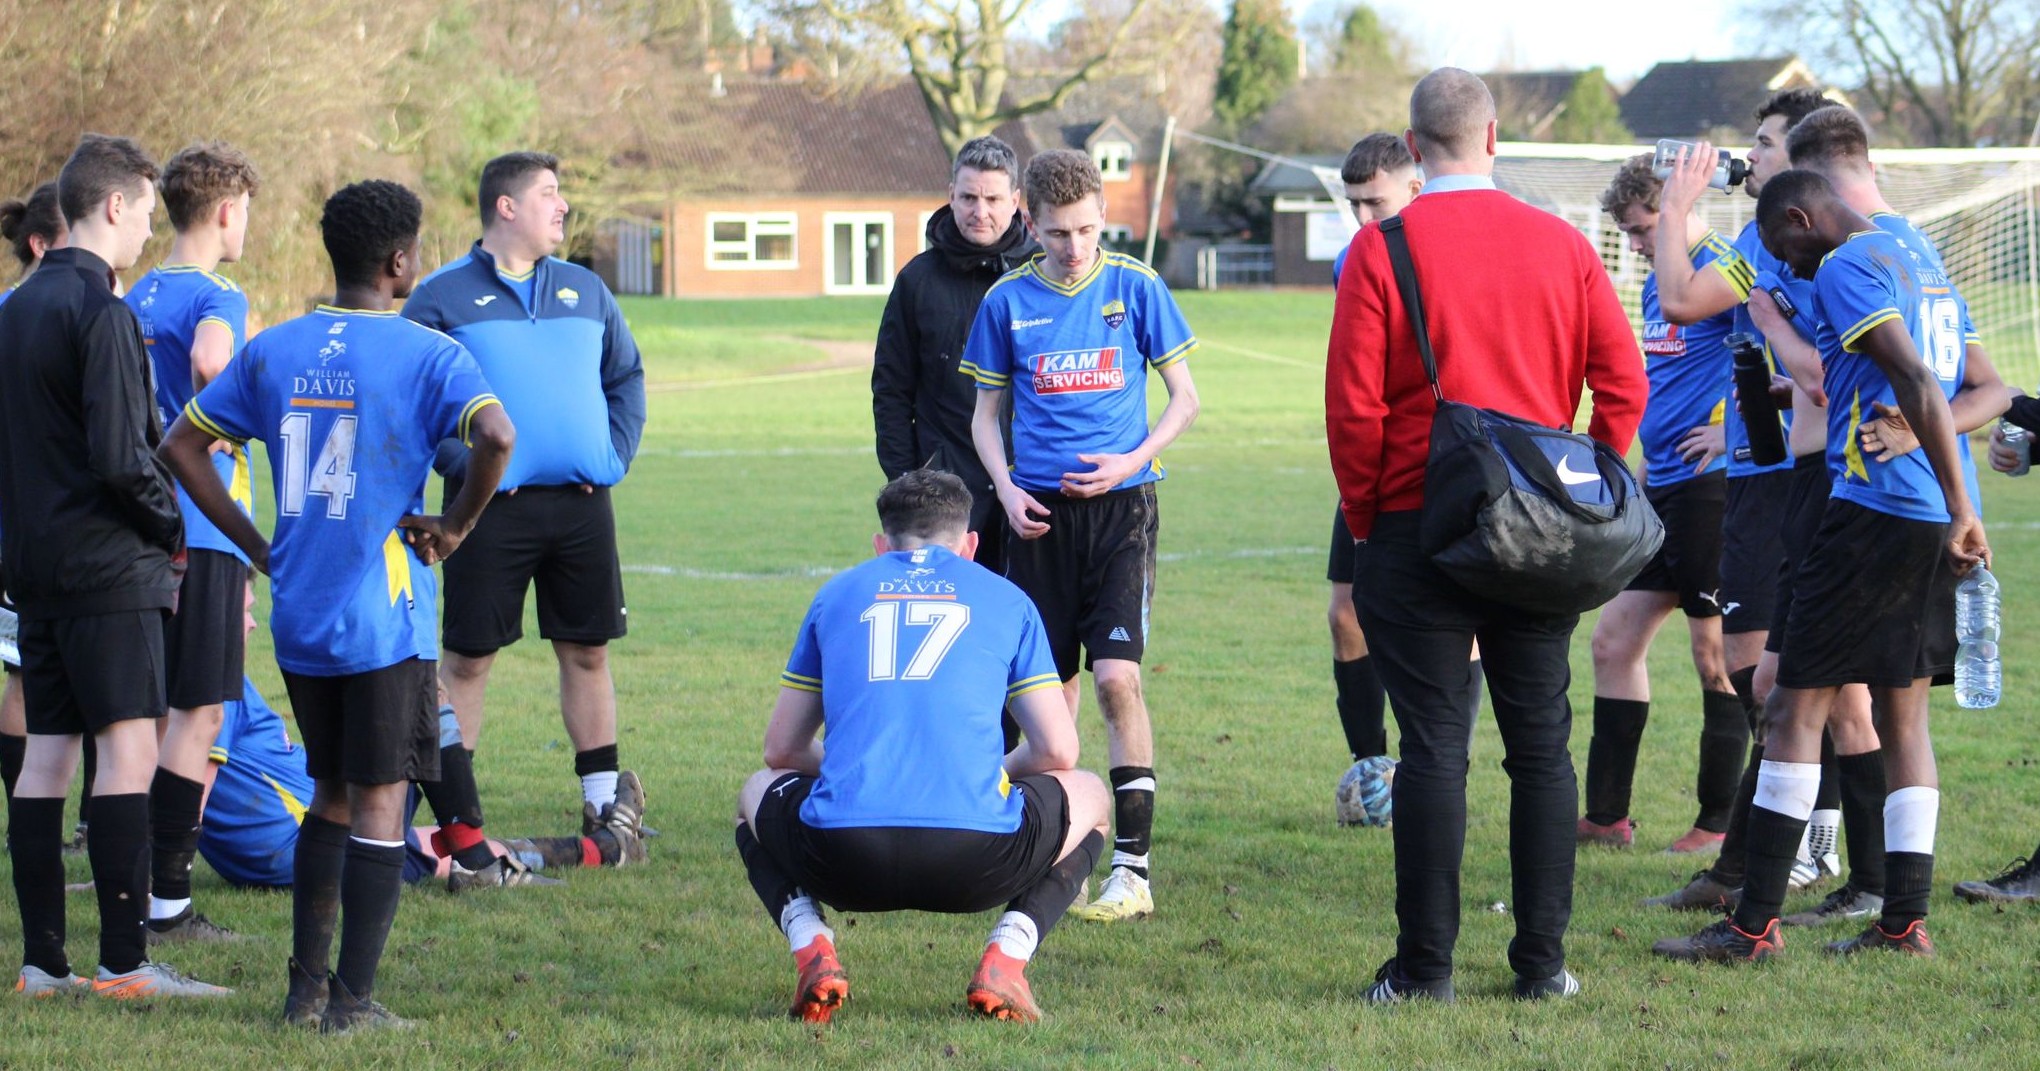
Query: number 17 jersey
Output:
[[186, 306, 500, 676]]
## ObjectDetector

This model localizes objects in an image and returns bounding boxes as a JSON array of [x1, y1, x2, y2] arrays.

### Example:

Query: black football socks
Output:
[[9, 795, 69, 977], [1109, 766, 1154, 880], [1583, 697, 1648, 827], [1333, 657, 1387, 761], [1694, 690, 1748, 832]]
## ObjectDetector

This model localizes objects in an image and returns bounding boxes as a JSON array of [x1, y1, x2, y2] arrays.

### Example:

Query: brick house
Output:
[[655, 76, 1179, 298]]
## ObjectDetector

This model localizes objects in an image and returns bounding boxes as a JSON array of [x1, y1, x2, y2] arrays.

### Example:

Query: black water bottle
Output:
[[1729, 332, 1787, 466]]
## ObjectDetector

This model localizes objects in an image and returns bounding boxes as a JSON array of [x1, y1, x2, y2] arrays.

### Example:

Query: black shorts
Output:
[[1765, 455, 1833, 653], [1718, 468, 1794, 635], [1775, 501, 1946, 690], [441, 484, 627, 656], [751, 772, 1069, 914], [1003, 485, 1158, 679], [1327, 507, 1357, 584], [1916, 555, 1958, 686], [1624, 472, 1726, 617], [165, 548, 246, 709], [19, 610, 166, 735], [283, 658, 439, 785]]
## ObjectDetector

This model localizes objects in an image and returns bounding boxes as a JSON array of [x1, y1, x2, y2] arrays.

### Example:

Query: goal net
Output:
[[1314, 143, 2040, 387]]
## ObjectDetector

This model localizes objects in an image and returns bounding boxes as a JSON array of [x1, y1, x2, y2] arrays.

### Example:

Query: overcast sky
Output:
[[1307, 0, 1747, 83]]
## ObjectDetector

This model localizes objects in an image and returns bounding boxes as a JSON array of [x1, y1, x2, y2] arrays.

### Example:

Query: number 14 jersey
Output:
[[186, 306, 500, 675]]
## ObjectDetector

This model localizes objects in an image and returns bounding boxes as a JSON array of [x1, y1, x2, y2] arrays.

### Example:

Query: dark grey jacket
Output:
[[871, 206, 1036, 489]]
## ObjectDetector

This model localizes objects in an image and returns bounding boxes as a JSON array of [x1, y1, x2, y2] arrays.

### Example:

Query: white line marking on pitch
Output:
[[1198, 339, 1323, 369], [622, 546, 1319, 580]]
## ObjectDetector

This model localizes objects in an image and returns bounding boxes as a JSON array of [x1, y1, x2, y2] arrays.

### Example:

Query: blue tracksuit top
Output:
[[402, 242, 646, 490]]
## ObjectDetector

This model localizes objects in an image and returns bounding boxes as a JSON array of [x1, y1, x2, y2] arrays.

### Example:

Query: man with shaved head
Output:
[[1326, 67, 1647, 1003]]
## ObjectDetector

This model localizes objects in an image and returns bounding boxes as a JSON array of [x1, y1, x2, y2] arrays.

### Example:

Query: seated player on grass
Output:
[[198, 576, 643, 891], [734, 469, 1112, 1024]]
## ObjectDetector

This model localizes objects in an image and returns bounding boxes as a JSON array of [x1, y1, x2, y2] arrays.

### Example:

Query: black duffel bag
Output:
[[1378, 216, 1662, 616]]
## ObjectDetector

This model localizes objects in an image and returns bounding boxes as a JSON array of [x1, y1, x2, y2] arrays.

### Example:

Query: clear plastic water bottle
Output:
[[1955, 565, 2001, 709], [2001, 418, 2031, 477]]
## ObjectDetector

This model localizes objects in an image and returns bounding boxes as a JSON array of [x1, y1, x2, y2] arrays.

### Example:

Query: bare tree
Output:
[[1754, 0, 2040, 146], [767, 0, 1163, 155]]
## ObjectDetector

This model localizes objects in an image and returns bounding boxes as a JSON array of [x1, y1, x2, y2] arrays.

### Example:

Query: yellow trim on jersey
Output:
[[997, 769, 1013, 800], [264, 774, 310, 824], [1151, 338, 1198, 369], [1843, 391, 1870, 483], [1688, 229, 1731, 259], [780, 670, 823, 694], [382, 530, 414, 609], [208, 745, 230, 765], [959, 360, 1008, 388], [1839, 309, 1901, 352], [496, 266, 536, 282], [1007, 673, 1062, 699], [1103, 250, 1161, 280], [457, 395, 502, 447], [1710, 253, 1756, 298], [1024, 251, 1107, 297], [1965, 332, 1983, 345], [1709, 398, 1726, 426], [982, 263, 1034, 298], [155, 264, 241, 292], [1819, 231, 1883, 272], [227, 443, 254, 513], [194, 315, 236, 335], [314, 304, 400, 318], [182, 400, 244, 444]]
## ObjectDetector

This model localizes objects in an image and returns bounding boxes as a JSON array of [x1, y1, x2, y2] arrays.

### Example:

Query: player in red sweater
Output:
[[1326, 67, 1646, 1004]]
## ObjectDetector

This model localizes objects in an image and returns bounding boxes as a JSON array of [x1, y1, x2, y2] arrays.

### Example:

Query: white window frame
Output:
[[1093, 140, 1135, 182], [822, 212, 897, 296], [705, 212, 798, 271], [917, 209, 937, 253]]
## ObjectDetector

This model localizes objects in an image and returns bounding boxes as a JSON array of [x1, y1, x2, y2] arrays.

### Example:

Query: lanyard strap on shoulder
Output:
[[1377, 217, 1446, 405]]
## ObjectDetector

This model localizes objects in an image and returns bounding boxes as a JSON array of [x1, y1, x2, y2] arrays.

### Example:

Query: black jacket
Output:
[[0, 247, 182, 618], [872, 206, 1037, 489]]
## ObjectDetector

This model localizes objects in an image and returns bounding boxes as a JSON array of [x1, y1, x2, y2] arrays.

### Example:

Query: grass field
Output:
[[4, 290, 2040, 1069]]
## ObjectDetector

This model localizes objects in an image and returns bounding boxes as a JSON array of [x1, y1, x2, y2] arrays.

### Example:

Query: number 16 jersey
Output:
[[186, 306, 500, 676]]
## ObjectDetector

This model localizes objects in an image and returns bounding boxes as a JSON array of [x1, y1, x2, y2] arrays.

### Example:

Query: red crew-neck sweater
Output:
[[1326, 187, 1647, 539]]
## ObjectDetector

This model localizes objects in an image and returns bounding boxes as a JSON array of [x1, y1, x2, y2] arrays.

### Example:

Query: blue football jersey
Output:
[[1638, 230, 1736, 487], [1869, 212, 1984, 515], [1716, 222, 1809, 477], [1811, 230, 1968, 523], [781, 545, 1062, 833], [186, 306, 499, 675], [197, 678, 314, 887], [127, 266, 256, 559], [960, 252, 1196, 493]]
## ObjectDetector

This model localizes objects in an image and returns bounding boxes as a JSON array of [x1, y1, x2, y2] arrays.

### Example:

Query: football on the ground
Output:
[[1336, 756, 1396, 827]]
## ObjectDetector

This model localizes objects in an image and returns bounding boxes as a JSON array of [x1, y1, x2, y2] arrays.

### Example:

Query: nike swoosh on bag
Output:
[[1555, 457, 1600, 486]]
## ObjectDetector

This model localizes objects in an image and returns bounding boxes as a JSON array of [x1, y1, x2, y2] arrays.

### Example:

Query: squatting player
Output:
[[1656, 169, 1985, 963], [1579, 155, 1739, 855], [125, 141, 262, 942], [965, 149, 1201, 922], [734, 470, 1111, 1024], [164, 179, 515, 1031]]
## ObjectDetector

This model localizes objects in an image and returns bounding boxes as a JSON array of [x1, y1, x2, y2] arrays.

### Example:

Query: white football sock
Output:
[[987, 911, 1039, 961], [1753, 760, 1821, 821], [1884, 786, 1940, 855], [582, 771, 619, 811], [781, 895, 832, 953], [148, 896, 191, 922]]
